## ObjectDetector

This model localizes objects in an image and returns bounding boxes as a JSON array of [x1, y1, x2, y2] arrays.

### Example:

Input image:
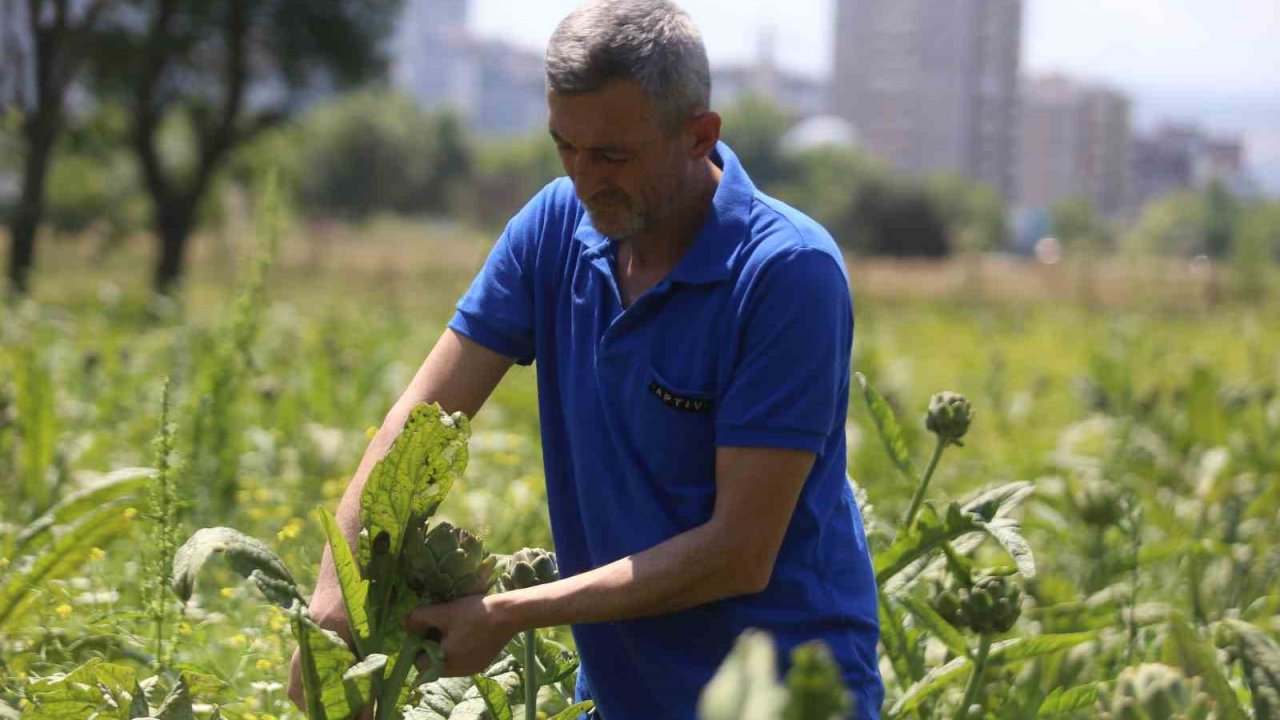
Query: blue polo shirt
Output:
[[448, 142, 883, 719]]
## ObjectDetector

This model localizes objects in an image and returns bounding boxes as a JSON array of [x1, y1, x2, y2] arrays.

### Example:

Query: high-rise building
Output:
[[394, 0, 475, 112], [1132, 124, 1254, 205], [1018, 74, 1132, 216], [831, 0, 1023, 199]]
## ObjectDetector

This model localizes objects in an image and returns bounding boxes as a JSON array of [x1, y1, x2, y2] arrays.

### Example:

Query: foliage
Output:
[[1, 224, 1277, 718], [293, 91, 473, 220]]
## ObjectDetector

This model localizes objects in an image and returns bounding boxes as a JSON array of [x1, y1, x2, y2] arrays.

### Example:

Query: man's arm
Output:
[[289, 328, 516, 705], [403, 444, 813, 676]]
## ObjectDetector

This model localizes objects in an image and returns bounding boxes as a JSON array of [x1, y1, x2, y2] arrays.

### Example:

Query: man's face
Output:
[[548, 80, 688, 240]]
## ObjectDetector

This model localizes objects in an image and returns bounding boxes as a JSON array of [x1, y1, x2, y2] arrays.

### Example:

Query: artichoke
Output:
[[1074, 478, 1124, 527], [930, 574, 1022, 635], [1099, 663, 1212, 720], [499, 548, 559, 591], [925, 392, 973, 446], [403, 520, 497, 603]]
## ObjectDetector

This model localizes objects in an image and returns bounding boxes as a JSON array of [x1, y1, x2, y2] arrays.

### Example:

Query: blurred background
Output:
[[2, 4, 1279, 716], [1, 0, 1277, 304]]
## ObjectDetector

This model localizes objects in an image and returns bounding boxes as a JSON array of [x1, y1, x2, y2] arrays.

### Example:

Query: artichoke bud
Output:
[[1100, 663, 1211, 720], [963, 574, 1022, 635], [929, 581, 969, 632], [1075, 479, 1123, 527], [925, 392, 973, 446], [500, 547, 560, 591], [404, 520, 496, 603]]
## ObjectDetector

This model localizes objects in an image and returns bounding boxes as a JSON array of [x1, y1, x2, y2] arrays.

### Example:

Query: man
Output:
[[291, 1, 883, 717]]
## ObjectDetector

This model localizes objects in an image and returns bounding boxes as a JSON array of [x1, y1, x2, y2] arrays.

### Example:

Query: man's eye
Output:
[[601, 152, 628, 164]]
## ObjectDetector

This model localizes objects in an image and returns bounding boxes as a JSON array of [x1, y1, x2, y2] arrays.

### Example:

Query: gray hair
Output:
[[545, 0, 711, 131]]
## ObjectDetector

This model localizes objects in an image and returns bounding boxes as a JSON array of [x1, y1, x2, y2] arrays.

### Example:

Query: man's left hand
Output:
[[403, 594, 516, 676]]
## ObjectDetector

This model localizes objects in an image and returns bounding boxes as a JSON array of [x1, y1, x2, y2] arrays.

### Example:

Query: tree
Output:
[[1202, 180, 1238, 259], [719, 92, 796, 191], [2, 0, 115, 297], [926, 174, 1007, 253], [93, 0, 402, 294], [295, 90, 473, 220]]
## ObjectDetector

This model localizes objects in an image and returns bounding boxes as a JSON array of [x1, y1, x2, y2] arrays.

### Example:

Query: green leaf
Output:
[[293, 607, 332, 720], [508, 634, 579, 687], [171, 527, 298, 608], [24, 658, 139, 719], [960, 481, 1035, 521], [1037, 683, 1101, 715], [898, 593, 971, 659], [153, 674, 194, 720], [855, 373, 916, 480], [358, 403, 470, 566], [1215, 619, 1280, 718], [545, 701, 595, 720], [130, 682, 151, 718], [0, 500, 135, 630], [890, 632, 1098, 715], [173, 670, 223, 700], [291, 606, 377, 720], [11, 467, 153, 558], [972, 517, 1037, 579], [470, 675, 513, 720], [874, 503, 980, 585], [1167, 618, 1248, 720], [317, 507, 372, 654]]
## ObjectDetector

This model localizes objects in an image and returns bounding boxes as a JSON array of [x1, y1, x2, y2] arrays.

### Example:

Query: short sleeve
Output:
[[715, 249, 853, 455], [447, 199, 543, 366]]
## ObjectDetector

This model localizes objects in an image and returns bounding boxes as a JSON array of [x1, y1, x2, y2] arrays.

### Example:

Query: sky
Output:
[[471, 0, 1280, 192]]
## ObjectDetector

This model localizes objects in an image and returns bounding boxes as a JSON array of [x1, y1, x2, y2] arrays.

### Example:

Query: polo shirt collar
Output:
[[572, 140, 755, 285]]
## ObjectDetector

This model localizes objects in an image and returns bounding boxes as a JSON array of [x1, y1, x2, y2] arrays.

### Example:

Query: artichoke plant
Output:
[[931, 574, 1022, 635], [404, 520, 498, 604], [499, 548, 559, 591], [1098, 663, 1213, 720], [925, 391, 974, 447], [1074, 478, 1124, 528]]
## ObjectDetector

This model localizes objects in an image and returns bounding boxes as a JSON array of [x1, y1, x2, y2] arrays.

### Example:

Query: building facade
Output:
[[1018, 74, 1132, 216], [831, 0, 1023, 199], [1132, 123, 1252, 204]]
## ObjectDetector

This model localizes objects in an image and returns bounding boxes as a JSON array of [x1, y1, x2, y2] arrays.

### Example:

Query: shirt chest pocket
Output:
[[634, 361, 718, 491]]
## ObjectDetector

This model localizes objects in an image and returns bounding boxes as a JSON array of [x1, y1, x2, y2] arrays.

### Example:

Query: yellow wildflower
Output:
[[256, 658, 273, 672], [123, 507, 139, 521], [89, 547, 106, 562], [221, 587, 237, 599], [277, 518, 304, 541], [179, 623, 192, 636], [366, 425, 379, 440], [230, 633, 248, 647], [55, 604, 72, 619]]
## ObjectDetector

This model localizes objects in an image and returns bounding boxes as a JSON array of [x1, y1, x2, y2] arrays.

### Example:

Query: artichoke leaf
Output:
[[171, 527, 298, 608], [359, 403, 470, 567]]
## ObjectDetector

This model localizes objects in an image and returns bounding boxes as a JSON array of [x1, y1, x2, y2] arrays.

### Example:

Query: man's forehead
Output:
[[547, 81, 661, 144]]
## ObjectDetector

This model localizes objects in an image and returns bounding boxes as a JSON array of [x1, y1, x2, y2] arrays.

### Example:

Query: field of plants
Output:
[[1, 201, 1279, 719]]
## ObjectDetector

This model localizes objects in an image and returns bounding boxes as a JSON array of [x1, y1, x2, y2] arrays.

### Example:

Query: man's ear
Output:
[[687, 110, 722, 159]]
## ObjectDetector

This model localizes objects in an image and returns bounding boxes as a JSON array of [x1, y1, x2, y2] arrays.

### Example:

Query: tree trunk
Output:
[[5, 125, 57, 297], [152, 203, 194, 296]]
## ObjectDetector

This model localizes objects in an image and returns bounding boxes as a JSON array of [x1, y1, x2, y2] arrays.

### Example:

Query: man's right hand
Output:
[[284, 329, 515, 718]]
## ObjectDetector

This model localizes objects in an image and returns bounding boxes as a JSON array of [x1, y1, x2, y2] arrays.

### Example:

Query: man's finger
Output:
[[402, 604, 444, 635]]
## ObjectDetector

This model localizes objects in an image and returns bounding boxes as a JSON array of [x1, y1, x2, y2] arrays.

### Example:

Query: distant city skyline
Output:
[[468, 0, 1280, 193]]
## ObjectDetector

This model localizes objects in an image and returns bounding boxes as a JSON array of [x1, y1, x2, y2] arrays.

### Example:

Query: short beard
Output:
[[585, 191, 647, 239]]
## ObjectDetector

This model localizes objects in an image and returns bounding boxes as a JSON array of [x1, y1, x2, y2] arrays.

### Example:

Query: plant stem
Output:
[[376, 634, 422, 720], [523, 629, 538, 720], [903, 436, 948, 530], [957, 635, 992, 720]]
